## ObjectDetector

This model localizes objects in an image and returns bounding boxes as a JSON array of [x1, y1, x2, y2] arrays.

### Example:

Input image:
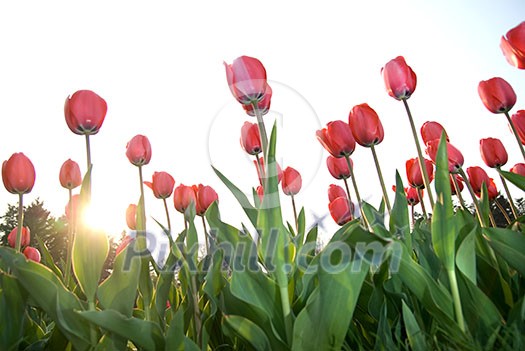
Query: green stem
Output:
[[370, 145, 391, 214], [451, 175, 468, 211], [162, 198, 172, 235], [252, 102, 269, 160], [65, 188, 73, 285], [291, 195, 298, 234], [505, 111, 525, 161], [494, 199, 512, 225], [447, 269, 466, 333], [344, 155, 370, 229], [88, 300, 98, 346], [85, 135, 92, 200], [137, 165, 152, 321], [497, 169, 518, 220], [15, 194, 24, 252], [342, 177, 353, 204], [279, 285, 293, 346], [458, 168, 486, 227], [417, 188, 428, 220], [488, 209, 496, 227], [402, 99, 435, 208], [202, 216, 209, 254], [191, 275, 202, 347]]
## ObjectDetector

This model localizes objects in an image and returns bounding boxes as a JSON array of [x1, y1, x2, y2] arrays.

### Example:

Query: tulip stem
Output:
[[252, 103, 269, 160], [344, 155, 370, 230], [505, 111, 525, 162], [342, 178, 353, 204], [447, 269, 466, 333], [488, 210, 497, 227], [417, 188, 428, 220], [497, 169, 518, 220], [65, 188, 74, 285], [494, 199, 512, 225], [291, 195, 299, 233], [15, 194, 24, 253], [162, 198, 172, 236], [402, 99, 435, 209], [451, 175, 468, 211], [370, 145, 391, 214], [458, 168, 486, 227], [255, 153, 264, 186], [202, 216, 210, 254], [137, 165, 152, 321]]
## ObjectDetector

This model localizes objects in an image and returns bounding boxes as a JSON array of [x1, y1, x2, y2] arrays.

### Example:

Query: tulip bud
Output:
[[326, 156, 351, 180], [480, 138, 508, 168], [500, 21, 525, 69], [126, 204, 137, 230], [381, 56, 417, 100], [64, 90, 107, 135], [144, 171, 175, 199], [329, 197, 353, 226], [281, 167, 302, 196], [173, 184, 196, 213], [405, 157, 434, 188], [126, 135, 152, 166], [420, 121, 448, 146], [224, 56, 267, 105], [240, 122, 262, 155], [426, 140, 464, 174], [2, 153, 36, 194], [316, 121, 356, 158], [510, 110, 525, 144], [348, 103, 384, 147], [23, 246, 41, 263], [478, 77, 516, 114], [466, 166, 490, 196], [405, 187, 421, 206], [194, 184, 219, 216], [510, 163, 525, 177], [328, 184, 347, 203], [59, 159, 82, 190], [7, 226, 30, 248]]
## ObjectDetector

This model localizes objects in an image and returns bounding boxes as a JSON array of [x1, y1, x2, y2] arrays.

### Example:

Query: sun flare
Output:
[[82, 202, 126, 240]]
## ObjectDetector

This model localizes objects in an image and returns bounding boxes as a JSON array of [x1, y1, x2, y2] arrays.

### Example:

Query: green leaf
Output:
[[0, 273, 27, 351], [212, 166, 258, 226], [98, 243, 140, 317], [34, 233, 63, 278], [361, 202, 391, 239], [293, 207, 306, 249], [223, 315, 271, 351], [389, 172, 410, 248], [292, 248, 369, 351], [78, 310, 165, 351], [402, 301, 426, 351], [374, 303, 396, 350], [455, 230, 476, 284], [431, 133, 456, 271], [483, 227, 525, 276], [499, 169, 525, 191]]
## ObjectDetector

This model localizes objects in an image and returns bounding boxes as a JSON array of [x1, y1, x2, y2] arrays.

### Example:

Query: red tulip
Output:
[[23, 246, 41, 263], [240, 122, 262, 155], [510, 163, 525, 176], [500, 21, 525, 69], [510, 110, 525, 144], [281, 167, 302, 196], [7, 226, 30, 248], [450, 175, 464, 195], [256, 185, 264, 203], [405, 187, 421, 206], [126, 204, 137, 230], [328, 184, 347, 203], [466, 166, 490, 196], [193, 184, 218, 216], [478, 77, 516, 114], [224, 56, 267, 105], [348, 103, 384, 147], [420, 121, 449, 145], [487, 178, 499, 200], [64, 90, 107, 135], [480, 138, 508, 168], [329, 197, 353, 226], [173, 184, 196, 213], [144, 171, 175, 199], [116, 236, 134, 256], [326, 155, 351, 180], [254, 157, 283, 185], [243, 84, 272, 116], [2, 153, 36, 194], [59, 159, 82, 190], [381, 56, 417, 100], [126, 135, 152, 166], [425, 140, 464, 174], [316, 121, 356, 158], [406, 157, 434, 188], [65, 194, 81, 222]]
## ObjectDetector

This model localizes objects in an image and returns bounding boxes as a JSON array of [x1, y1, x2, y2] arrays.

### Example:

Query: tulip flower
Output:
[[2, 153, 36, 195], [126, 204, 137, 230], [405, 187, 421, 206], [406, 157, 434, 188], [328, 184, 347, 203], [381, 56, 417, 101], [282, 167, 302, 196], [243, 84, 272, 116], [116, 236, 134, 256], [145, 172, 175, 199], [480, 138, 508, 168], [23, 246, 41, 263], [224, 56, 268, 105], [426, 140, 464, 174], [486, 178, 499, 201], [240, 122, 262, 156], [329, 197, 353, 226], [326, 156, 351, 180], [194, 184, 219, 216], [316, 121, 356, 158], [256, 185, 264, 204], [348, 103, 384, 147], [500, 21, 525, 69], [421, 121, 449, 146], [64, 90, 107, 136], [466, 166, 490, 196], [7, 226, 30, 248], [478, 77, 516, 114], [59, 159, 82, 190], [450, 175, 464, 196], [511, 110, 525, 144], [126, 135, 152, 166], [173, 184, 197, 214], [510, 163, 525, 176]]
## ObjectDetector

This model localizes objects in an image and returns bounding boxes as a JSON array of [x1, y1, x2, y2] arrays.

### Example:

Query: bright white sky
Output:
[[0, 0, 524, 244]]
